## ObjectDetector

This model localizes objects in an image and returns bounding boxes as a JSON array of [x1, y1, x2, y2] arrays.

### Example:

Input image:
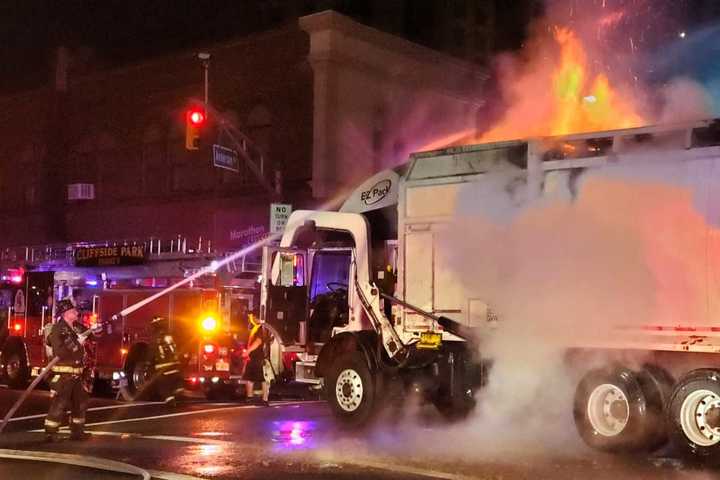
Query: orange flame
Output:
[[477, 28, 644, 143]]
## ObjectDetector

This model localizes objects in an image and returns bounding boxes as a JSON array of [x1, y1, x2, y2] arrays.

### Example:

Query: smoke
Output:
[[471, 0, 716, 144], [313, 0, 720, 470], [656, 78, 714, 124]]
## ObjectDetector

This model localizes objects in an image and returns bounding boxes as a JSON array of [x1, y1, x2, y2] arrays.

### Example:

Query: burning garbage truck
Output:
[[259, 118, 720, 459], [0, 238, 260, 401]]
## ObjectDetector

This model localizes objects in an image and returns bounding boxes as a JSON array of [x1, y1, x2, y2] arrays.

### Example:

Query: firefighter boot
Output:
[[70, 430, 92, 441], [44, 418, 61, 443], [70, 417, 91, 441]]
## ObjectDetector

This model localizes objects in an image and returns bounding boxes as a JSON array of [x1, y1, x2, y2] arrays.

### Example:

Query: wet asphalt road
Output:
[[0, 385, 719, 480]]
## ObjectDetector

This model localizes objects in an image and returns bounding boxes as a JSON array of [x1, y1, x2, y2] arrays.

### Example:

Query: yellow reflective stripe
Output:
[[71, 417, 85, 424], [44, 419, 60, 427], [162, 369, 180, 376], [156, 362, 179, 369], [52, 366, 83, 374]]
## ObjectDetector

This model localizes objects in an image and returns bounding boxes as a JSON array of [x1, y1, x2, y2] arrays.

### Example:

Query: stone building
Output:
[[0, 11, 485, 252]]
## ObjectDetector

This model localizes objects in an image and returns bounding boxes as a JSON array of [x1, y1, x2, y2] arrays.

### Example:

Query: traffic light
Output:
[[185, 106, 206, 150]]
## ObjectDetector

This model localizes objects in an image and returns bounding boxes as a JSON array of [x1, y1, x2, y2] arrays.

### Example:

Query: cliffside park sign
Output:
[[74, 245, 147, 267]]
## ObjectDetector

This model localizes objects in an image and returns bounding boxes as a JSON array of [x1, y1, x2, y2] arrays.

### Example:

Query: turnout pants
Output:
[[44, 373, 89, 435]]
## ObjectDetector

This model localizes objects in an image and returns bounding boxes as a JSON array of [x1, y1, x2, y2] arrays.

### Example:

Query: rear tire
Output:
[[668, 369, 720, 463], [2, 349, 29, 389], [574, 366, 663, 452], [326, 351, 378, 428], [122, 346, 156, 401]]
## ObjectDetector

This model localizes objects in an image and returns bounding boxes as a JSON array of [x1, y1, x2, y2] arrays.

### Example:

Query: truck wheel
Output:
[[668, 369, 720, 462], [636, 364, 674, 451], [326, 351, 377, 428], [2, 350, 29, 389], [574, 367, 660, 452], [122, 346, 156, 401]]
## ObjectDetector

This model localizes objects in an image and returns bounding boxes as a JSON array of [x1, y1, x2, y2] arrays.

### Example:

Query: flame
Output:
[[477, 28, 644, 143]]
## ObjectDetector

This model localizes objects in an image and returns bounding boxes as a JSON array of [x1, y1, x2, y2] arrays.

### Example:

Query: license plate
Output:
[[417, 332, 442, 350], [215, 360, 230, 372]]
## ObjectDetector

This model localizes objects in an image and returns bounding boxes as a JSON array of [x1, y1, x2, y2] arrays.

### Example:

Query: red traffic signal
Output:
[[185, 106, 206, 150], [189, 109, 205, 125]]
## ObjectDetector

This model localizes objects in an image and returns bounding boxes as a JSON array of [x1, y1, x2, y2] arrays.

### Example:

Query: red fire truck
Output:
[[0, 237, 260, 400]]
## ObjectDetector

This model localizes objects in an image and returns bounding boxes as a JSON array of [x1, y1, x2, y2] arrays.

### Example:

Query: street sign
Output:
[[213, 144, 240, 173], [270, 203, 292, 234]]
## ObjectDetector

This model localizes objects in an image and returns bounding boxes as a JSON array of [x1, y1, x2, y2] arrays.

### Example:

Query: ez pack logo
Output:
[[361, 179, 392, 206]]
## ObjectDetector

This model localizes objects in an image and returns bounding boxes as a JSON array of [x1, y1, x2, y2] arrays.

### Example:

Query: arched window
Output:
[[246, 104, 273, 162]]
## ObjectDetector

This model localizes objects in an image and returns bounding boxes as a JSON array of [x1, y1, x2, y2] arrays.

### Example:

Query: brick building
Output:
[[0, 11, 485, 252]]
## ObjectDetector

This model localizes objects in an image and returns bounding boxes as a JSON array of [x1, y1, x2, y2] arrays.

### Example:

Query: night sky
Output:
[[0, 1, 718, 96], [0, 1, 274, 93], [0, 0, 540, 95]]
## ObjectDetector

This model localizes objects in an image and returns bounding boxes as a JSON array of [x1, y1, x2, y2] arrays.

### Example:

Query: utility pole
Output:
[[198, 52, 210, 110]]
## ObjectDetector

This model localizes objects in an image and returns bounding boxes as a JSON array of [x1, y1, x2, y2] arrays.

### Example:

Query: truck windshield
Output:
[[310, 251, 351, 300]]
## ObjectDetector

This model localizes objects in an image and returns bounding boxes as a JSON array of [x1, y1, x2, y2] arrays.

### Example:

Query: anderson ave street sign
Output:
[[213, 144, 240, 173]]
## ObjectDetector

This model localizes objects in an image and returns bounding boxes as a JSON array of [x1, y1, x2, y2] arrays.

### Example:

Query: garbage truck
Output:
[[260, 118, 720, 460]]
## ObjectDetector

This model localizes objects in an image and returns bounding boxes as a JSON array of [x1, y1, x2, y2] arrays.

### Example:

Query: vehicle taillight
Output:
[[13, 323, 22, 333]]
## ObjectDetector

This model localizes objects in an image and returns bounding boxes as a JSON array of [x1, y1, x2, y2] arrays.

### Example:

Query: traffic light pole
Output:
[[198, 52, 210, 109], [193, 52, 280, 200]]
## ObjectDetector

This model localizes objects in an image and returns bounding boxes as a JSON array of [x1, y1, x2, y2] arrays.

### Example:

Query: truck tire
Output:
[[574, 366, 661, 452], [326, 351, 378, 428], [667, 369, 720, 462], [636, 364, 675, 451], [122, 345, 156, 401], [2, 349, 29, 389]]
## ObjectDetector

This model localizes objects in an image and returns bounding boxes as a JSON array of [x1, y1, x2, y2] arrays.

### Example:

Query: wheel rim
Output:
[[5, 354, 20, 380], [587, 383, 630, 437], [336, 368, 364, 412], [132, 361, 151, 390], [679, 388, 720, 447]]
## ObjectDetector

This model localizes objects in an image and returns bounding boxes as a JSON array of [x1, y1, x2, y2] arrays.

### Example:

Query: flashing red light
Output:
[[189, 377, 198, 384], [10, 275, 22, 284], [189, 109, 205, 125], [13, 323, 22, 332], [203, 344, 215, 354]]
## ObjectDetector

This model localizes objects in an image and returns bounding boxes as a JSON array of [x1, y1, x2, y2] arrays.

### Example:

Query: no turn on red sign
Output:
[[270, 203, 292, 234]]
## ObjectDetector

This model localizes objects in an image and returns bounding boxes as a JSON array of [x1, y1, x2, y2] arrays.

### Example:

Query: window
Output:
[[142, 141, 168, 196], [542, 137, 613, 161], [692, 121, 720, 148], [273, 252, 306, 288], [310, 251, 351, 301], [101, 146, 142, 200]]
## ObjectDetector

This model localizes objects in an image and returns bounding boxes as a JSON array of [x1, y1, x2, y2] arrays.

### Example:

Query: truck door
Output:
[[308, 249, 352, 343], [260, 247, 308, 345]]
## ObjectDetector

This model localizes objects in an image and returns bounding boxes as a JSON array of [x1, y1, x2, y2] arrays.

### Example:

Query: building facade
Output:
[[0, 11, 485, 253]]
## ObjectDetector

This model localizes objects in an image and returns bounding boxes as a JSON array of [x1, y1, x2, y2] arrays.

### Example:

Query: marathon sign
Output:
[[74, 245, 147, 267]]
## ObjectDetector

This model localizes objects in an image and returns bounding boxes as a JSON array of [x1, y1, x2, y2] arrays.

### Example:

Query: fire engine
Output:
[[0, 236, 260, 401], [260, 118, 720, 460]]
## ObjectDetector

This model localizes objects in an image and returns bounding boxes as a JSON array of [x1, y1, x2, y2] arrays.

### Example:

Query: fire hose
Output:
[[0, 231, 290, 435], [0, 236, 289, 435]]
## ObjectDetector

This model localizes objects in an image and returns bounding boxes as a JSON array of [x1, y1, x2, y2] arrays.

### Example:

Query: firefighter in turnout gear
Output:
[[150, 316, 183, 404], [44, 298, 99, 442]]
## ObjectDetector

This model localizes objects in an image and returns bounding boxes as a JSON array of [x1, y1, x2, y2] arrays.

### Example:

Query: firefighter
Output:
[[242, 313, 270, 406], [43, 298, 99, 442], [150, 316, 183, 404]]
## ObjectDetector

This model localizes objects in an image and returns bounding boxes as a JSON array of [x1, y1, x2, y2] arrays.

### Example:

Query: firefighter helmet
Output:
[[55, 297, 77, 317]]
